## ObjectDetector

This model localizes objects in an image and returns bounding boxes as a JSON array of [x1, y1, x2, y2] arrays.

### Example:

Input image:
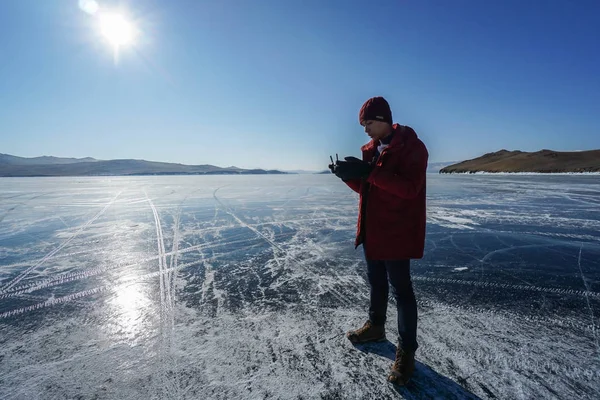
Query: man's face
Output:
[[362, 120, 390, 141]]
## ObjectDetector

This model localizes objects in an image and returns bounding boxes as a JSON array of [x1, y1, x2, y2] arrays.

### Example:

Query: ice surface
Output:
[[0, 174, 599, 399]]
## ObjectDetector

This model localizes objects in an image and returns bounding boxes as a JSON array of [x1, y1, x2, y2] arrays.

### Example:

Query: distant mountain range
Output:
[[0, 154, 287, 177], [11, 149, 595, 177], [440, 149, 600, 173], [0, 153, 99, 166]]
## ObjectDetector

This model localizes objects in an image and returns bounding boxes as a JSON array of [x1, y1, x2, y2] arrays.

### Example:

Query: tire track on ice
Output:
[[413, 275, 600, 299], [168, 207, 181, 328], [0, 191, 122, 293], [576, 244, 600, 358], [0, 259, 205, 319], [145, 191, 169, 318], [195, 189, 227, 313], [164, 204, 183, 397], [417, 298, 595, 333], [0, 237, 263, 299], [146, 189, 187, 399], [0, 224, 243, 273]]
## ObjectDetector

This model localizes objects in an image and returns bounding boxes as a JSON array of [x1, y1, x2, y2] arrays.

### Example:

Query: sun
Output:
[[79, 1, 140, 64], [99, 13, 136, 48]]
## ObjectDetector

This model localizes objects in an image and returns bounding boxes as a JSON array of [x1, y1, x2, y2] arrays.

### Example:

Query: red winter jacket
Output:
[[344, 124, 428, 260]]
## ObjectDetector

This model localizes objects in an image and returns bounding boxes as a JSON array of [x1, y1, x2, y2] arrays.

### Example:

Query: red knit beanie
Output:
[[359, 96, 393, 125]]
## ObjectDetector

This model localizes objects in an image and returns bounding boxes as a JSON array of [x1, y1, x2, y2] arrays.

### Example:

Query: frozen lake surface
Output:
[[1, 174, 599, 399]]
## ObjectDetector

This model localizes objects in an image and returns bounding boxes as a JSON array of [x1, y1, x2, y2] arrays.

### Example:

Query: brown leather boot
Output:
[[346, 320, 386, 344], [388, 346, 415, 385]]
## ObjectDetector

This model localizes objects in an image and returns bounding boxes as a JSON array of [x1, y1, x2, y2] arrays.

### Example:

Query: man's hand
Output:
[[333, 156, 373, 180]]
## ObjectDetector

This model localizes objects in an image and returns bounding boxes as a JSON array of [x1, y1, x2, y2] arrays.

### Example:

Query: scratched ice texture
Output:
[[0, 174, 598, 399]]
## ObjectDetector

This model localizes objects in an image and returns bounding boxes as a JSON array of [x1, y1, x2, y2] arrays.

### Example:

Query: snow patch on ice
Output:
[[427, 207, 479, 230]]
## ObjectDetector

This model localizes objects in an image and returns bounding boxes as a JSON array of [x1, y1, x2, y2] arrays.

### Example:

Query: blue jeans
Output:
[[365, 252, 419, 352]]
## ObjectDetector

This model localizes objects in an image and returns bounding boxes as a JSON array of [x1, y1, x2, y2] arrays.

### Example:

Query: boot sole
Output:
[[347, 335, 387, 344], [388, 375, 411, 386]]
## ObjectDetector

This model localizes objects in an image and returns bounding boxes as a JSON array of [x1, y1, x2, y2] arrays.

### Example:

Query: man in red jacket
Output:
[[331, 96, 428, 385]]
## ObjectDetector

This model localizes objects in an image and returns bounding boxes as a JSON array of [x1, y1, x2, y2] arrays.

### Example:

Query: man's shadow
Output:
[[352, 340, 483, 400]]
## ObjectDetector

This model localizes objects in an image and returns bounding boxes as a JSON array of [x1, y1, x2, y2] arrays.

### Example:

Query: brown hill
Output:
[[440, 149, 600, 174]]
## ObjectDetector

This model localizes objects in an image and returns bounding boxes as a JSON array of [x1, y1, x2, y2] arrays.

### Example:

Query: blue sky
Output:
[[1, 0, 598, 170]]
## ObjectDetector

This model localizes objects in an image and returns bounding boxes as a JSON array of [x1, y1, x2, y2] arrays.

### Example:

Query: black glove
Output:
[[333, 156, 373, 181], [343, 156, 363, 163], [328, 155, 337, 173]]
